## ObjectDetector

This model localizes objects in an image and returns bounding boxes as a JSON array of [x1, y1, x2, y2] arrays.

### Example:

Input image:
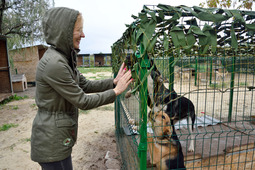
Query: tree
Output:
[[0, 0, 54, 49], [200, 0, 254, 10]]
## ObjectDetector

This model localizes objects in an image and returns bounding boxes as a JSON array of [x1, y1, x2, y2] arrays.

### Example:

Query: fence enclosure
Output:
[[112, 4, 255, 170]]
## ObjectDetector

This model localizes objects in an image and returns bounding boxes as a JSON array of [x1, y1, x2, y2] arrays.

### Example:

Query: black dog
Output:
[[147, 59, 196, 152]]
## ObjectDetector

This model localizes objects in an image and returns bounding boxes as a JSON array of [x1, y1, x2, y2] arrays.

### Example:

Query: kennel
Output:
[[112, 4, 255, 170]]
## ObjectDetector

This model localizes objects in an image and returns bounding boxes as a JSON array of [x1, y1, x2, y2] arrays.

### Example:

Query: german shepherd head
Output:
[[152, 111, 173, 141]]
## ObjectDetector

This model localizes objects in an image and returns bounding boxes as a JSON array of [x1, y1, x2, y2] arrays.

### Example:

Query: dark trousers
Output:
[[39, 156, 73, 170]]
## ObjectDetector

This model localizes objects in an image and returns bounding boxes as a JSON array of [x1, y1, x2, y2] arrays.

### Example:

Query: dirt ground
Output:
[[0, 72, 122, 170], [1, 71, 254, 170]]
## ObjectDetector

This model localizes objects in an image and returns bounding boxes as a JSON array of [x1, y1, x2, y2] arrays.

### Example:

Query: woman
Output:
[[31, 7, 132, 170]]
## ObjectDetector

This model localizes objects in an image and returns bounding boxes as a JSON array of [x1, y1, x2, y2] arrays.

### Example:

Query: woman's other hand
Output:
[[113, 62, 126, 85], [113, 70, 132, 96]]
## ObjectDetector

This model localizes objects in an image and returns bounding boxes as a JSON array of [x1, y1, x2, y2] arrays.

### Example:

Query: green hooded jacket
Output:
[[31, 7, 116, 163]]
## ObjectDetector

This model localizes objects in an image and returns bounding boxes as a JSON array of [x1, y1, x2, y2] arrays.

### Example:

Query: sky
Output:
[[53, 0, 206, 54]]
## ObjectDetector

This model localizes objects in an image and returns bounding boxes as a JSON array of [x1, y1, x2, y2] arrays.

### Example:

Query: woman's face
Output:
[[73, 16, 85, 49]]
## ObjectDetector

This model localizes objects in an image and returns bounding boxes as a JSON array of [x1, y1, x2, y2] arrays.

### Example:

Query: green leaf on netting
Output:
[[158, 10, 164, 21], [190, 25, 206, 36], [157, 4, 178, 12], [186, 33, 196, 47], [231, 23, 238, 50], [170, 12, 182, 22], [184, 28, 195, 53], [139, 12, 147, 20], [163, 32, 169, 51], [201, 23, 217, 53], [131, 15, 138, 19], [147, 33, 158, 53], [141, 19, 156, 39], [230, 10, 245, 23], [141, 19, 156, 55], [211, 31, 217, 54], [247, 30, 255, 36], [193, 6, 207, 13], [170, 26, 186, 48], [136, 28, 143, 44], [246, 24, 255, 31], [185, 18, 198, 26], [148, 11, 157, 22], [180, 6, 198, 17], [173, 26, 186, 47], [170, 30, 179, 48], [170, 25, 183, 32], [197, 12, 229, 22], [142, 5, 150, 11], [202, 45, 209, 54]]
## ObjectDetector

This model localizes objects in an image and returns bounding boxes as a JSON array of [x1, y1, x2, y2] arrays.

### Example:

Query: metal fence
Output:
[[112, 4, 255, 170]]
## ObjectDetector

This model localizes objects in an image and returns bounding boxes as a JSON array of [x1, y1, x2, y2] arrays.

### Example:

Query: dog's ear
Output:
[[148, 110, 155, 122]]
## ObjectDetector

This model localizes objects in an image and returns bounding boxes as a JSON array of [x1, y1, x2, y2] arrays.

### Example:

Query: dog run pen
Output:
[[112, 4, 255, 170]]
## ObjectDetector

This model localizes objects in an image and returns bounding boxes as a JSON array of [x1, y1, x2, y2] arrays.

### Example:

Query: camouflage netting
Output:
[[112, 4, 255, 74]]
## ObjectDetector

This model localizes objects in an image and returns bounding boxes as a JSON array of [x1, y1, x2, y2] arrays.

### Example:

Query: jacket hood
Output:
[[42, 7, 79, 58]]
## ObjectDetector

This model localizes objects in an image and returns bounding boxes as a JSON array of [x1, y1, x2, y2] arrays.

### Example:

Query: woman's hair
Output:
[[74, 13, 83, 29]]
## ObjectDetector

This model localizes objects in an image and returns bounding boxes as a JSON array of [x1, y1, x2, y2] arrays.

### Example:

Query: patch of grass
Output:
[[0, 123, 18, 131], [21, 138, 31, 142], [97, 105, 114, 111], [88, 76, 97, 79], [79, 109, 90, 114], [11, 106, 19, 110], [78, 67, 112, 74], [209, 82, 228, 89], [30, 103, 37, 108], [239, 82, 248, 86], [0, 94, 28, 106]]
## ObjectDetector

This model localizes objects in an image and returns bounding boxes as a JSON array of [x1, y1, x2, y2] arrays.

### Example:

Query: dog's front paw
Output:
[[188, 145, 194, 152], [132, 126, 138, 131], [128, 119, 135, 125]]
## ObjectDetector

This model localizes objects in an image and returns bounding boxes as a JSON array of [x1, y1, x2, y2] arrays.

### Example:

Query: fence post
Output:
[[209, 56, 213, 85], [228, 56, 236, 122], [137, 45, 148, 170], [195, 56, 198, 86], [169, 56, 174, 91]]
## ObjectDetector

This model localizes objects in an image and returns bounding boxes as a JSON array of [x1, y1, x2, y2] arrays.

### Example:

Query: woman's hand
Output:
[[113, 62, 126, 85], [113, 70, 132, 96]]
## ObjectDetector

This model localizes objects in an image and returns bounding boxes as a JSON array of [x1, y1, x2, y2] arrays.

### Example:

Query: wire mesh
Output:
[[112, 4, 255, 170]]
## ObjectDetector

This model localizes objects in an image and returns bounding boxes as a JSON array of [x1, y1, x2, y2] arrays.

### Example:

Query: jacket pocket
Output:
[[56, 119, 76, 127], [55, 118, 77, 147]]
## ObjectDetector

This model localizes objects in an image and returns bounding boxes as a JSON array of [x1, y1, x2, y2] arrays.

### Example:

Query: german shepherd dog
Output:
[[147, 59, 196, 152], [147, 110, 186, 169]]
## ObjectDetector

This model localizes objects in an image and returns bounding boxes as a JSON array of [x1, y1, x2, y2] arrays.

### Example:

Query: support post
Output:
[[137, 45, 148, 170], [228, 56, 235, 122], [195, 56, 198, 86], [169, 56, 174, 91]]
